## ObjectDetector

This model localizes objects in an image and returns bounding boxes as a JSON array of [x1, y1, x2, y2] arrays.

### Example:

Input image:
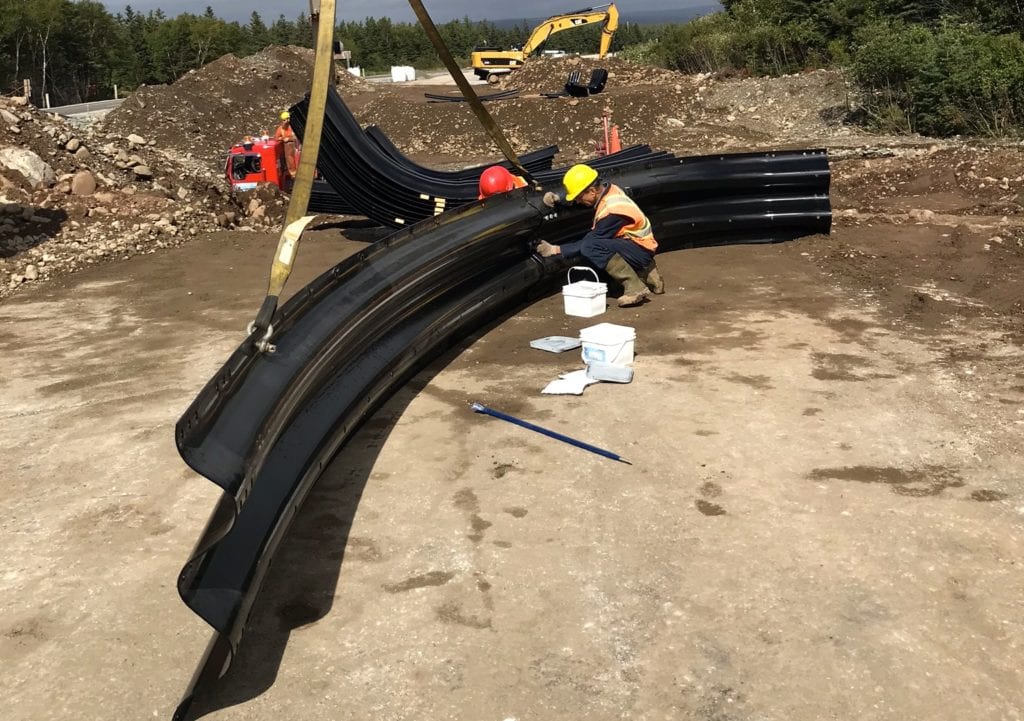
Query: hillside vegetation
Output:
[[644, 0, 1024, 136]]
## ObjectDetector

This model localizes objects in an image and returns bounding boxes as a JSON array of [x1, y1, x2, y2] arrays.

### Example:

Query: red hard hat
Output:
[[478, 165, 517, 199]]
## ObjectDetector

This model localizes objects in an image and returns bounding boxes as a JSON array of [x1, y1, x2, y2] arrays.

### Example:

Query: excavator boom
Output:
[[471, 3, 619, 80]]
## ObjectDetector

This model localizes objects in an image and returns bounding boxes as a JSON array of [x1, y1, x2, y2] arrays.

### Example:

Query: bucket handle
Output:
[[566, 266, 599, 285]]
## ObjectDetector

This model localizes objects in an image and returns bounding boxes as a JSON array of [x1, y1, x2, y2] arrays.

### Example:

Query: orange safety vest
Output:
[[593, 184, 657, 252], [275, 123, 296, 143]]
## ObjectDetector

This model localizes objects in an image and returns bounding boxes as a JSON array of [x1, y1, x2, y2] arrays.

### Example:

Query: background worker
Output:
[[274, 110, 298, 177], [478, 165, 527, 200], [538, 164, 664, 307]]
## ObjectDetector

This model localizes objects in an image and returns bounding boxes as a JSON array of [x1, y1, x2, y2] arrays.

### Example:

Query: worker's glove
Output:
[[542, 191, 561, 208], [536, 240, 559, 257]]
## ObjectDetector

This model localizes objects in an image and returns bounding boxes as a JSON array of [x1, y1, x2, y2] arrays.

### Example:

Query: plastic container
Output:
[[579, 322, 636, 366], [562, 267, 607, 318]]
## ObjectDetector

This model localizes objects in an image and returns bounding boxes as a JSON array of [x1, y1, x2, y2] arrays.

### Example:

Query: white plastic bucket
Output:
[[579, 322, 636, 366], [562, 267, 607, 318]]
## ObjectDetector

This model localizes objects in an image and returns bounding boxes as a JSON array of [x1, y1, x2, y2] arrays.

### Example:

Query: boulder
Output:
[[0, 147, 56, 188], [74, 146, 91, 162], [70, 170, 96, 196], [127, 133, 146, 146], [0, 108, 19, 126], [65, 138, 81, 152], [132, 165, 153, 179]]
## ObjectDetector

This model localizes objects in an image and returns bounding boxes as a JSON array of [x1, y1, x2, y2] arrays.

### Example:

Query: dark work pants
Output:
[[579, 236, 654, 273]]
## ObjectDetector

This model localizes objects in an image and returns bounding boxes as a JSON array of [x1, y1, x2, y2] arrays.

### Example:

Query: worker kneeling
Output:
[[478, 165, 527, 200], [538, 164, 664, 307]]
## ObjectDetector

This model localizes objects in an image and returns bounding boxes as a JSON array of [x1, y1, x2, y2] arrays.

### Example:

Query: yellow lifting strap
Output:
[[406, 0, 540, 189], [250, 0, 337, 348]]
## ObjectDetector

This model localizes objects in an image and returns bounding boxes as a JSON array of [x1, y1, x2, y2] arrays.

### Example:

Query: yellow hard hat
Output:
[[562, 164, 598, 201], [280, 110, 290, 121]]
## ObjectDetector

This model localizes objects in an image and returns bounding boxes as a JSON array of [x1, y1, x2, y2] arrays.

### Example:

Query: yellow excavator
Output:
[[471, 4, 619, 82]]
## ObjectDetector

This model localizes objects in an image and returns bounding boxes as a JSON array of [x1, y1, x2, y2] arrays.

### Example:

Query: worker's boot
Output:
[[639, 258, 665, 294], [605, 253, 649, 307]]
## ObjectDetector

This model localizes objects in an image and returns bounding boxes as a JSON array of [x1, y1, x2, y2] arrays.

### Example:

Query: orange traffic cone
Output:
[[609, 124, 621, 154]]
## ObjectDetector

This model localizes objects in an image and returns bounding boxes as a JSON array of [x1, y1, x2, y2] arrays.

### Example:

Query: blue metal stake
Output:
[[471, 402, 631, 465]]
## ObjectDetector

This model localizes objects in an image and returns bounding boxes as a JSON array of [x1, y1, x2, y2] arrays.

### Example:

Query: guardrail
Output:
[[47, 98, 125, 117]]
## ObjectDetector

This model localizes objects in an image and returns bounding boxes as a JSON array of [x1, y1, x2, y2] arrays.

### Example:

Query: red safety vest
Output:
[[593, 184, 657, 252]]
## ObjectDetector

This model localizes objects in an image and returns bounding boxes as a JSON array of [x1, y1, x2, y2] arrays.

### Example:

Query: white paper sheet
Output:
[[541, 369, 601, 395]]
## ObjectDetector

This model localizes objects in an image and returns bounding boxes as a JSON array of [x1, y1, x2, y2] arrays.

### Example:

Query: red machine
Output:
[[225, 137, 296, 192]]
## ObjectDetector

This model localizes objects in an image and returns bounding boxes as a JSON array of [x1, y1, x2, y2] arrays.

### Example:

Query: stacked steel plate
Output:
[[296, 86, 671, 226], [171, 87, 833, 720]]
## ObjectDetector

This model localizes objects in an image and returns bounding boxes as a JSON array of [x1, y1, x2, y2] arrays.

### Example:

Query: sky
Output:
[[99, 0, 720, 24]]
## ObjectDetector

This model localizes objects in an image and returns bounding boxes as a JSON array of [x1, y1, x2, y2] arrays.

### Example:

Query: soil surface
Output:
[[2, 50, 1024, 721]]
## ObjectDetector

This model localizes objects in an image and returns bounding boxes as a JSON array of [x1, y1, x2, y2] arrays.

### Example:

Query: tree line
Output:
[[634, 0, 1024, 136], [0, 1, 659, 106], [4, 0, 1021, 137]]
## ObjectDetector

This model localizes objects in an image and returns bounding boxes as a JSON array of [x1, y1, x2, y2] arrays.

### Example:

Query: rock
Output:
[[9, 272, 24, 286], [177, 187, 189, 200], [9, 96, 28, 107], [0, 147, 56, 188], [56, 182, 72, 194], [115, 149, 130, 163], [127, 154, 144, 168], [74, 146, 91, 162], [70, 170, 96, 196], [65, 138, 81, 152], [909, 209, 935, 223], [24, 264, 38, 281], [127, 133, 147, 146], [132, 165, 153, 179], [121, 185, 137, 195], [0, 108, 19, 126], [94, 191, 116, 204]]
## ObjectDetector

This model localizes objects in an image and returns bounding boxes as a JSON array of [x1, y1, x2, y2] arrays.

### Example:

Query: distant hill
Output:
[[490, 3, 722, 29]]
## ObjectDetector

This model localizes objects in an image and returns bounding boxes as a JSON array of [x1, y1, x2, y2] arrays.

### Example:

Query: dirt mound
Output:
[[0, 94, 283, 298], [500, 56, 686, 94], [102, 46, 371, 173]]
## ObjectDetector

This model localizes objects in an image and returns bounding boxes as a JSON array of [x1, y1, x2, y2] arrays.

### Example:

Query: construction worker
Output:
[[538, 164, 664, 307], [478, 165, 527, 200], [275, 110, 298, 177]]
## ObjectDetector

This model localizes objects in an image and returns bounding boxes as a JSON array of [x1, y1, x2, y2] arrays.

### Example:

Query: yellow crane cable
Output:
[[406, 0, 539, 189], [250, 0, 337, 346]]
